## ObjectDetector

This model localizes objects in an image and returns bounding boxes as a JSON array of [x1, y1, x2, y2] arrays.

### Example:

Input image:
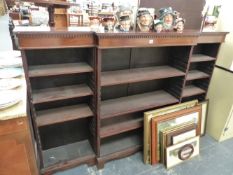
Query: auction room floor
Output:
[[1, 14, 233, 175]]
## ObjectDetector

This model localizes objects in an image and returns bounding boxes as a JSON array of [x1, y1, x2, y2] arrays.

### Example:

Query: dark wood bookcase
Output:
[[15, 30, 227, 174]]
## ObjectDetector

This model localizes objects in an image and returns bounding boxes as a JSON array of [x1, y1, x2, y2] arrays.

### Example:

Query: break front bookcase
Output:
[[15, 29, 227, 174]]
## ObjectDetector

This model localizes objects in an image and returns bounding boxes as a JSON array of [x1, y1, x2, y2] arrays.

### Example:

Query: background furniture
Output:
[[15, 29, 227, 174], [9, 11, 21, 20], [0, 0, 8, 16], [206, 2, 233, 142], [68, 13, 84, 26], [207, 67, 233, 142], [21, 0, 77, 27], [0, 77, 38, 175]]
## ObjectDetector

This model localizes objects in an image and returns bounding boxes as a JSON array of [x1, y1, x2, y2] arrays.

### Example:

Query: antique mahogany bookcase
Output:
[[15, 29, 227, 174]]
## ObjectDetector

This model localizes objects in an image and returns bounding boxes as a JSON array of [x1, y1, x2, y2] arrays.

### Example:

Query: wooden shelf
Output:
[[182, 85, 205, 98], [100, 118, 143, 138], [101, 90, 179, 119], [42, 140, 95, 169], [101, 66, 185, 86], [36, 104, 93, 127], [190, 54, 216, 63], [32, 84, 93, 104], [100, 132, 142, 156], [186, 70, 210, 81], [29, 63, 93, 77]]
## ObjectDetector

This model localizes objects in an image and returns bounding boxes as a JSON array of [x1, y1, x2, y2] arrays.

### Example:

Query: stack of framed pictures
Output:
[[143, 100, 208, 168]]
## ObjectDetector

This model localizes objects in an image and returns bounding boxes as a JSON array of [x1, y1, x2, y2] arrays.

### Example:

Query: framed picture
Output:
[[172, 129, 196, 145], [151, 105, 201, 165], [166, 123, 197, 147], [165, 136, 200, 169], [143, 100, 198, 164], [200, 99, 209, 136], [160, 122, 197, 163]]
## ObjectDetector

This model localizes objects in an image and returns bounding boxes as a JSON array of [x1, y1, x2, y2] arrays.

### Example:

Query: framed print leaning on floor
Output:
[[151, 105, 202, 165], [166, 136, 200, 169], [143, 100, 198, 164]]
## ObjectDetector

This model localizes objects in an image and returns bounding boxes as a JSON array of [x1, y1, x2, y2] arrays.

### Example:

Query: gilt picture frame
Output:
[[143, 100, 198, 164]]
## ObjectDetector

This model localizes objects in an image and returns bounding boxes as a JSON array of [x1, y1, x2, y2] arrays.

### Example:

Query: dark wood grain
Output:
[[186, 70, 209, 81], [32, 84, 93, 104], [96, 31, 199, 49], [36, 104, 93, 127], [100, 118, 143, 138], [101, 66, 185, 86], [16, 29, 228, 170], [29, 63, 93, 77], [101, 90, 179, 119], [190, 54, 216, 62], [15, 31, 95, 49], [182, 85, 205, 97]]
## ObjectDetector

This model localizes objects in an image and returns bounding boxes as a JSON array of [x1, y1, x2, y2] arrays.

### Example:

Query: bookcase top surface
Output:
[[14, 27, 228, 49]]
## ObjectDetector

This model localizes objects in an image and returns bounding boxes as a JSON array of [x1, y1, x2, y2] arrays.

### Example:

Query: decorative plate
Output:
[[0, 78, 22, 90], [0, 90, 22, 109], [0, 68, 23, 78], [0, 58, 22, 68]]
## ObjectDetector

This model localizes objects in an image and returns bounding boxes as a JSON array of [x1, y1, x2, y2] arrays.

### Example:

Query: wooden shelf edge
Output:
[[36, 104, 93, 127], [100, 118, 143, 139], [186, 70, 210, 81], [41, 140, 95, 174], [190, 54, 216, 63], [29, 62, 93, 78], [41, 154, 96, 175], [101, 90, 179, 119], [32, 84, 93, 104], [101, 66, 185, 87], [182, 85, 206, 98]]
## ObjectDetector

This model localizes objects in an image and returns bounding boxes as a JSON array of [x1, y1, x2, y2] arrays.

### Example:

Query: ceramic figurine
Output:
[[136, 8, 153, 32], [174, 17, 185, 33], [159, 7, 176, 31], [116, 15, 131, 32], [153, 19, 163, 33], [117, 5, 133, 19], [102, 17, 115, 31], [89, 16, 101, 32], [116, 5, 134, 31]]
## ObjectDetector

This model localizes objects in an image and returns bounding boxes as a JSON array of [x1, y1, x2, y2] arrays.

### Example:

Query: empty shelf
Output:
[[100, 118, 143, 138], [29, 62, 93, 77], [101, 66, 185, 86], [190, 54, 216, 63], [101, 90, 179, 119], [186, 70, 210, 81], [36, 104, 93, 127], [100, 132, 142, 156], [32, 84, 93, 104], [182, 85, 206, 97], [42, 140, 95, 168]]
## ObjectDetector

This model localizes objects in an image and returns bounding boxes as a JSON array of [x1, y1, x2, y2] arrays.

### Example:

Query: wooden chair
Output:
[[68, 13, 83, 26]]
